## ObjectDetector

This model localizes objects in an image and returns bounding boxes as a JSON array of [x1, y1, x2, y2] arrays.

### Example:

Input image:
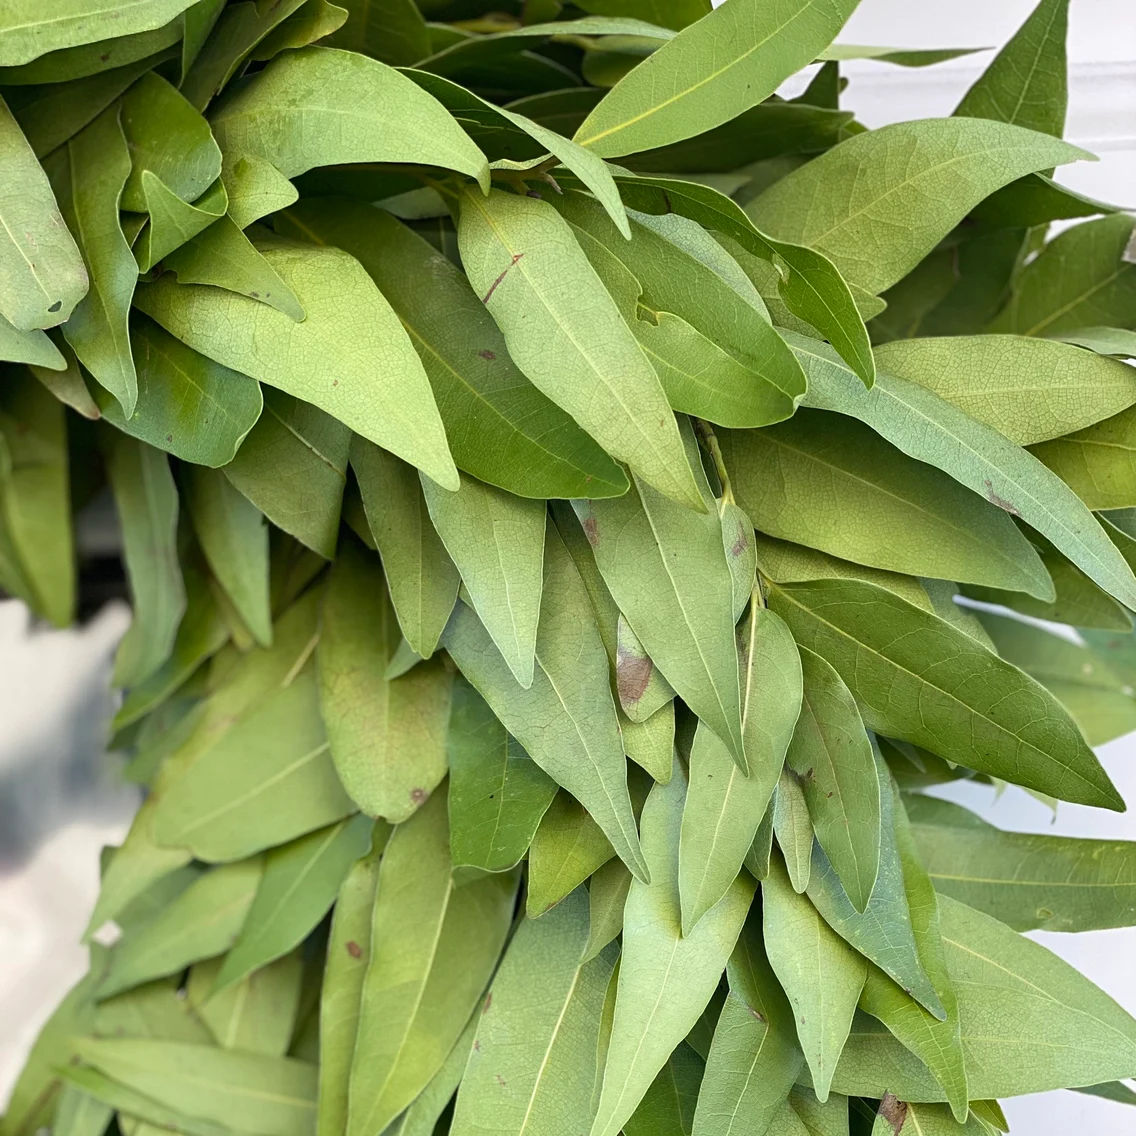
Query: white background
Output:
[[2, 2, 1135, 1132]]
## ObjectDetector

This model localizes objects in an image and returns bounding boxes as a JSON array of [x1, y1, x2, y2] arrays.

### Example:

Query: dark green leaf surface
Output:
[[769, 578, 1124, 810]]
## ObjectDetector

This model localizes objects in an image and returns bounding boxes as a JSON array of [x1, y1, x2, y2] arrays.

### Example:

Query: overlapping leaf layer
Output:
[[3, 1, 1136, 1134]]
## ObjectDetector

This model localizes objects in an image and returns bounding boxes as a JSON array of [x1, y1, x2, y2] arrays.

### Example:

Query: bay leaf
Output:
[[447, 677, 557, 872], [317, 532, 452, 822]]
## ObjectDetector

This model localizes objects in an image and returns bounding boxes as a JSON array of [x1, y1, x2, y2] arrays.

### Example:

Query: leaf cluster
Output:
[[3, 1, 1136, 1134]]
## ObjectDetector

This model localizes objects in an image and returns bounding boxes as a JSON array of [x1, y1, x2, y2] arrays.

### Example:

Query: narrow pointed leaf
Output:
[[444, 525, 648, 881], [452, 889, 619, 1136], [347, 792, 517, 1136], [721, 410, 1052, 598], [422, 472, 545, 688], [787, 648, 881, 914], [457, 186, 701, 510], [317, 534, 452, 822], [772, 770, 813, 894], [573, 0, 859, 158], [679, 605, 801, 934], [0, 94, 86, 329], [447, 677, 557, 872], [527, 790, 618, 918], [748, 118, 1089, 296], [763, 855, 867, 1103], [792, 332, 1136, 612], [590, 760, 753, 1136]]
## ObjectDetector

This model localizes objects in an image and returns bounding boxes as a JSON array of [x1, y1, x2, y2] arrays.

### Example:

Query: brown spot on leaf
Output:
[[495, 1074, 507, 1086], [878, 1093, 907, 1135], [346, 940, 362, 958], [616, 646, 652, 707], [984, 479, 1021, 516], [410, 787, 427, 804], [730, 530, 749, 559], [478, 349, 496, 361], [582, 515, 599, 547], [484, 992, 493, 1013]]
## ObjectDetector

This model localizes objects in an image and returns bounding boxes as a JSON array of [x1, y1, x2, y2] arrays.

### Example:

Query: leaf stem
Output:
[[693, 418, 734, 508]]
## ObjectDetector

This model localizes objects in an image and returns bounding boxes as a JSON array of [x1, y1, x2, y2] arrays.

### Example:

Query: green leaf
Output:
[[422, 472, 545, 688], [787, 1088, 850, 1136], [324, 0, 429, 64], [623, 101, 853, 174], [350, 437, 459, 657], [748, 118, 1089, 296], [577, 439, 744, 769], [179, 0, 308, 110], [906, 794, 1136, 932], [186, 952, 301, 1054], [51, 1083, 112, 1136], [222, 153, 299, 230], [92, 593, 321, 931], [954, 0, 1069, 136], [990, 214, 1136, 336], [1031, 402, 1136, 510], [769, 578, 1124, 810], [278, 199, 627, 500], [447, 677, 557, 872], [772, 769, 813, 893], [585, 858, 634, 963], [1073, 1081, 1136, 1106], [134, 172, 228, 273], [317, 835, 382, 1136], [120, 71, 221, 214], [247, 0, 347, 63], [691, 988, 801, 1136], [113, 563, 228, 731], [572, 1, 709, 31], [763, 854, 866, 1103], [0, 0, 195, 67], [223, 388, 349, 560], [679, 605, 801, 934], [792, 333, 1136, 611], [805, 754, 944, 1021], [720, 410, 1052, 599], [317, 533, 453, 822], [98, 859, 263, 999], [0, 96, 86, 330], [787, 648, 881, 914], [555, 191, 806, 429], [831, 896, 1136, 1101], [213, 814, 372, 992], [606, 174, 875, 387], [152, 666, 357, 860], [210, 45, 488, 190], [452, 888, 619, 1136], [624, 1042, 704, 1136], [0, 367, 74, 625], [74, 1038, 316, 1136], [39, 104, 134, 412], [184, 465, 271, 647], [870, 1100, 991, 1135], [573, 0, 858, 158], [106, 433, 185, 688], [162, 216, 306, 321], [0, 316, 64, 369], [135, 239, 459, 489], [347, 792, 517, 1136], [856, 788, 967, 1120], [979, 611, 1136, 746], [527, 789, 618, 917], [96, 314, 262, 467], [457, 186, 701, 509], [1056, 326, 1136, 358], [591, 760, 754, 1136], [405, 68, 631, 238], [875, 334, 1136, 446], [444, 525, 649, 882]]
